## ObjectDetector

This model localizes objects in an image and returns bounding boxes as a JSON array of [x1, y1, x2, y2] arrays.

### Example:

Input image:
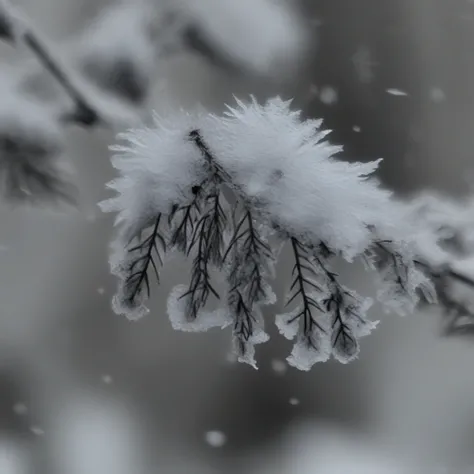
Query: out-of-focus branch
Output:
[[0, 0, 103, 127], [416, 260, 474, 290], [416, 259, 474, 336], [21, 31, 101, 127]]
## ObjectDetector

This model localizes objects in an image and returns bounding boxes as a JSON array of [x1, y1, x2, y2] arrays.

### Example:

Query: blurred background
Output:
[[0, 0, 474, 472]]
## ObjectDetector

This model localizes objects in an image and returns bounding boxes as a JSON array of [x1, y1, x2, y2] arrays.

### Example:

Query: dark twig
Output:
[[173, 130, 229, 321], [120, 214, 166, 310], [22, 32, 101, 127], [189, 129, 233, 183], [226, 206, 273, 356], [287, 238, 326, 346], [0, 1, 103, 127]]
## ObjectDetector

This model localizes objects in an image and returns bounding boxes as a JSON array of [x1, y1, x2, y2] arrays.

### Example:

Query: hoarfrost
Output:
[[167, 284, 232, 332]]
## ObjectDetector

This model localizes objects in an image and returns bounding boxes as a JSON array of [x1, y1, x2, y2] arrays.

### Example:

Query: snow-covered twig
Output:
[[101, 97, 436, 370], [0, 0, 102, 127], [21, 30, 101, 127], [417, 260, 474, 335], [405, 193, 474, 336], [0, 77, 77, 204]]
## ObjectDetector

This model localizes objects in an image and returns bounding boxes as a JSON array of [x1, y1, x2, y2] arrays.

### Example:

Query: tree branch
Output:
[[22, 30, 101, 127], [0, 0, 104, 127], [415, 258, 474, 335]]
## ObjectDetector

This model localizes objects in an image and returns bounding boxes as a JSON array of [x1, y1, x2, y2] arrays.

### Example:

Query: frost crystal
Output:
[[368, 240, 436, 316], [201, 97, 392, 260], [101, 96, 444, 370], [167, 284, 232, 332]]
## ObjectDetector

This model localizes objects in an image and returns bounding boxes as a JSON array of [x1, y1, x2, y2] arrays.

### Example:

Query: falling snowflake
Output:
[[289, 397, 300, 406], [320, 86, 338, 105], [97, 287, 105, 295], [386, 88, 408, 96], [101, 374, 113, 384], [352, 125, 361, 133], [429, 87, 445, 103], [271, 358, 288, 375], [30, 426, 45, 436], [204, 430, 227, 447]]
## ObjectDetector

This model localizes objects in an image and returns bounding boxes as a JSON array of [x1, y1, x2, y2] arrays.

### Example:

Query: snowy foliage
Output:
[[0, 76, 76, 204], [403, 193, 474, 335], [101, 96, 436, 370], [2, 0, 474, 370]]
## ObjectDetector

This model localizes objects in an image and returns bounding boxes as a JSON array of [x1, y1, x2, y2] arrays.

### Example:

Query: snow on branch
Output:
[[0, 0, 103, 127], [0, 0, 22, 42], [101, 96, 439, 370], [0, 76, 77, 205], [403, 193, 474, 336], [74, 3, 184, 107]]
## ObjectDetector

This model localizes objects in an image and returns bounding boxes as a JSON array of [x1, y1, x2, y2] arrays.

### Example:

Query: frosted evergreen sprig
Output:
[[110, 214, 166, 320], [178, 189, 225, 322], [403, 193, 474, 336], [225, 204, 276, 366], [275, 237, 376, 369], [101, 96, 440, 369]]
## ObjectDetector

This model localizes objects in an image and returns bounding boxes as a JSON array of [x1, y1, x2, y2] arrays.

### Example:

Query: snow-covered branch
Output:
[[404, 193, 474, 336], [3, 0, 472, 369], [0, 88, 77, 204], [100, 96, 438, 370], [0, 0, 102, 127]]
